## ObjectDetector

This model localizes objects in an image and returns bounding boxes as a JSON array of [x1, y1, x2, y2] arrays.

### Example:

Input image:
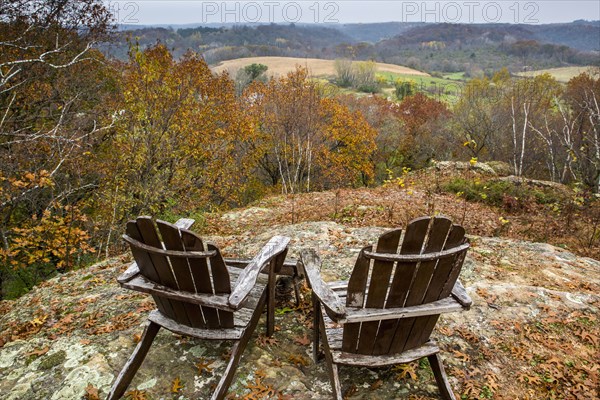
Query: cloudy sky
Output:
[[104, 1, 600, 25]]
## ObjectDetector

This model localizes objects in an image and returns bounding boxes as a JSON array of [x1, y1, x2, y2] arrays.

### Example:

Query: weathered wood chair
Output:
[[107, 216, 290, 400], [301, 216, 472, 400]]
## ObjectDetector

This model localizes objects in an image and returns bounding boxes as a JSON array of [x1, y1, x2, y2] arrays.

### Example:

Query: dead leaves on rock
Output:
[[196, 357, 214, 375], [458, 307, 600, 399], [24, 346, 49, 357], [255, 334, 278, 347], [124, 389, 148, 400], [235, 369, 291, 400], [84, 384, 100, 400], [393, 363, 418, 380]]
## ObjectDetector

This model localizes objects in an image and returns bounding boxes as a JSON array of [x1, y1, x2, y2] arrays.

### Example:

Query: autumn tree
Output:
[[245, 67, 376, 193], [562, 72, 600, 190], [0, 0, 115, 298], [334, 60, 379, 93], [503, 73, 561, 177], [397, 92, 452, 169], [451, 76, 505, 159], [336, 94, 406, 182], [235, 63, 268, 94], [94, 44, 258, 253]]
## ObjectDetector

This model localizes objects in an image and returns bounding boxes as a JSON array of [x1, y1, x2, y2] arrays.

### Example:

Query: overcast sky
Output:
[[105, 1, 600, 25]]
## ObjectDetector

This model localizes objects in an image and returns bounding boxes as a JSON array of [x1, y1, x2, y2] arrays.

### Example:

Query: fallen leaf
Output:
[[124, 389, 148, 400], [288, 354, 309, 367], [171, 376, 184, 393], [84, 383, 100, 400], [25, 346, 49, 357], [370, 379, 383, 390], [196, 358, 214, 375], [293, 333, 310, 346]]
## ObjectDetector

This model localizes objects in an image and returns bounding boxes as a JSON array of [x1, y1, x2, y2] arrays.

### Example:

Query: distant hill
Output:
[[373, 22, 600, 51], [333, 22, 425, 43], [530, 22, 600, 51], [103, 21, 599, 73], [105, 23, 354, 61]]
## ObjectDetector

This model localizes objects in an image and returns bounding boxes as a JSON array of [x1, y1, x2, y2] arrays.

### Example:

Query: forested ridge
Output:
[[104, 20, 600, 71], [1, 1, 600, 301]]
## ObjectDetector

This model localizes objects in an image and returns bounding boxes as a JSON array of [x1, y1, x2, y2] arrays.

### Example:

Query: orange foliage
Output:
[[96, 44, 259, 222], [1, 204, 92, 272], [245, 67, 376, 193]]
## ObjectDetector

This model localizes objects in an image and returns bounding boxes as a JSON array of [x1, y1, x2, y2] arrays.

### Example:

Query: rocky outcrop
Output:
[[1, 220, 598, 399]]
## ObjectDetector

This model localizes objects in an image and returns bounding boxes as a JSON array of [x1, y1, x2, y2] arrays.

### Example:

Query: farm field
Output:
[[211, 56, 430, 77], [516, 66, 598, 82]]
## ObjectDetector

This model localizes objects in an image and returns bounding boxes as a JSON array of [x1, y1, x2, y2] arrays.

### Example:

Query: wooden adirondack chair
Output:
[[301, 216, 472, 400], [107, 216, 290, 400]]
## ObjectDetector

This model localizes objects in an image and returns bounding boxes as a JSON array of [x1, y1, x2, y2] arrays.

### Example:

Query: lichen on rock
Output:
[[0, 219, 598, 399]]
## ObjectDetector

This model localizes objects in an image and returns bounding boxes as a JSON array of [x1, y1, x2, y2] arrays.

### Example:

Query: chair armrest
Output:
[[174, 218, 195, 230], [300, 249, 346, 321], [117, 262, 140, 283], [228, 235, 290, 309], [451, 279, 472, 309]]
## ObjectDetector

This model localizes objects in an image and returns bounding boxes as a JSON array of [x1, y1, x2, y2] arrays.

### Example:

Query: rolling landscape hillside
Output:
[[104, 20, 599, 73], [2, 3, 600, 399]]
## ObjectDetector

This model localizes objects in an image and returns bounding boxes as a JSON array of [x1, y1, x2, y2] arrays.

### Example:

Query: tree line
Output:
[[1, 1, 599, 299], [0, 1, 376, 298]]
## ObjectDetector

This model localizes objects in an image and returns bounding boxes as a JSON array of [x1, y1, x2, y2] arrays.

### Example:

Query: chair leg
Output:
[[320, 324, 342, 399], [312, 293, 320, 363], [212, 341, 244, 400], [326, 362, 343, 400], [267, 259, 277, 337], [106, 321, 161, 400], [212, 288, 268, 400], [428, 353, 457, 400], [292, 264, 301, 307]]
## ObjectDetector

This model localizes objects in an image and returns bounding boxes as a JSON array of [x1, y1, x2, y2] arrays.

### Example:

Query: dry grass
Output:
[[516, 66, 598, 82], [210, 56, 430, 78]]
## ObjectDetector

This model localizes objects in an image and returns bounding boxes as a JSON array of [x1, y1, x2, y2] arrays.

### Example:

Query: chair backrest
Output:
[[124, 216, 234, 329], [342, 216, 469, 356]]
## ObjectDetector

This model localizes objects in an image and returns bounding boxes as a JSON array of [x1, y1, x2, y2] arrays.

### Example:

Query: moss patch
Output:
[[38, 350, 66, 370]]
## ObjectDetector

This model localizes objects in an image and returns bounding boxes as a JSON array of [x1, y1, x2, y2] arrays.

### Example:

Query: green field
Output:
[[376, 71, 467, 104]]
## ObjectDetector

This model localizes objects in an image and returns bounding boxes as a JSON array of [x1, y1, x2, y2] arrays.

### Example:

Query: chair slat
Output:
[[126, 221, 172, 317], [342, 246, 371, 353], [388, 216, 434, 354], [208, 244, 234, 328], [401, 217, 453, 351], [136, 217, 191, 326], [361, 229, 401, 355], [158, 220, 206, 329], [181, 230, 221, 329]]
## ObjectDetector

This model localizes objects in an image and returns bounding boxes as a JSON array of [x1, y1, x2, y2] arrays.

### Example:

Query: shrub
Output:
[[444, 178, 562, 211]]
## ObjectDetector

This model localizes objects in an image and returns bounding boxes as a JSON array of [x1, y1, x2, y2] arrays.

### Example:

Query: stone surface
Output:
[[0, 219, 598, 399]]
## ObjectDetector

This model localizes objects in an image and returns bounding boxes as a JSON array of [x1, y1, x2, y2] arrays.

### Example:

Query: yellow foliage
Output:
[[1, 204, 92, 271]]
